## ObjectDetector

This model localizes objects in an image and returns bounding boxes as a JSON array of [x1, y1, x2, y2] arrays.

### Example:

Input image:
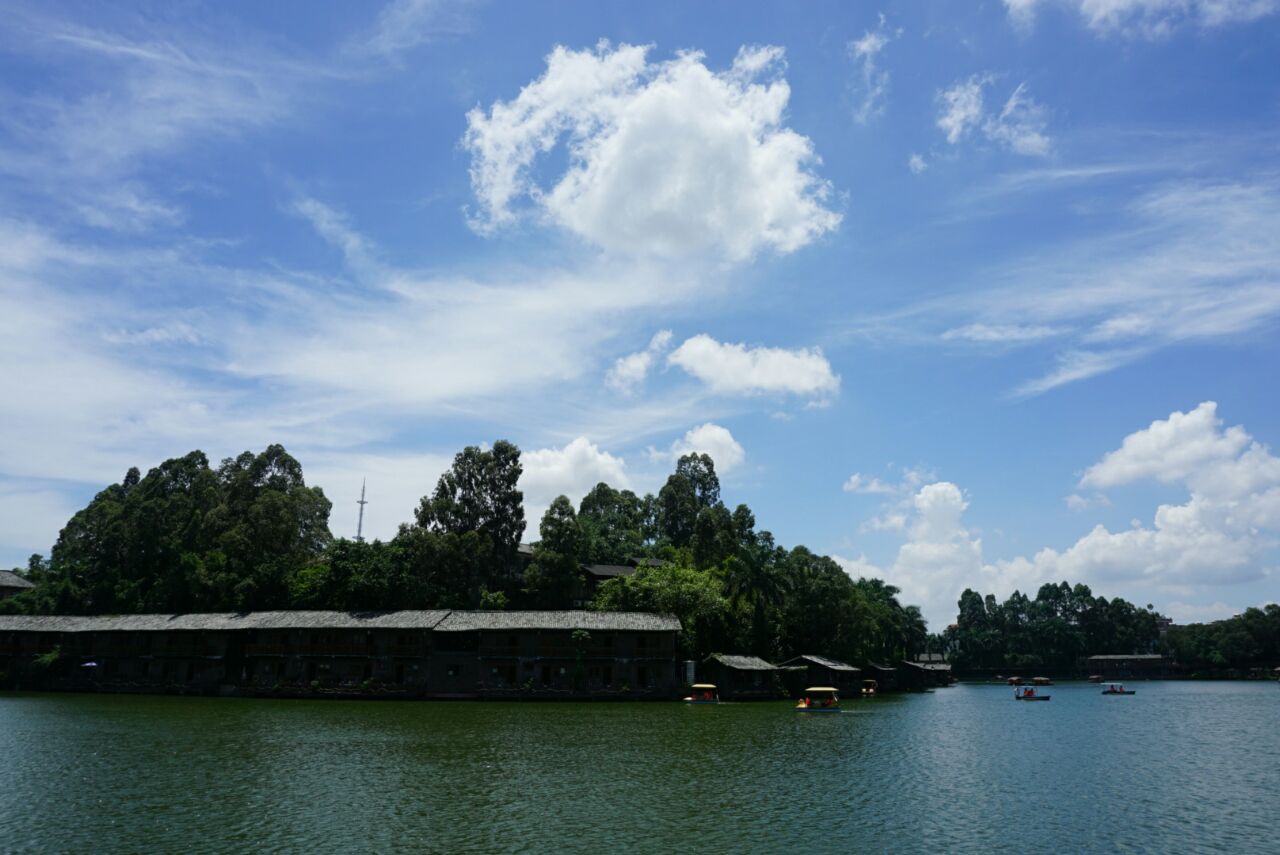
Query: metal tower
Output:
[[356, 478, 368, 542]]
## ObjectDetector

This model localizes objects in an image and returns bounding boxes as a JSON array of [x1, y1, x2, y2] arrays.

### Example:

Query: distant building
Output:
[[0, 571, 35, 600], [901, 654, 953, 689], [1084, 654, 1174, 679], [779, 654, 861, 696], [0, 610, 682, 700], [700, 654, 782, 700]]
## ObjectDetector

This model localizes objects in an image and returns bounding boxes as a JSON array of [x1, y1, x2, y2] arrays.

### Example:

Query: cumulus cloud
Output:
[[463, 42, 841, 261], [667, 334, 840, 398], [848, 17, 898, 124], [839, 403, 1280, 627], [907, 153, 927, 174], [520, 437, 631, 534], [937, 76, 1050, 157], [605, 329, 673, 394], [655, 423, 746, 474], [1005, 0, 1279, 37]]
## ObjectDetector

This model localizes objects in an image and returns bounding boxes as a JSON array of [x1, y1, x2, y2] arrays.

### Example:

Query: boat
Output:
[[1087, 674, 1102, 684], [1032, 676, 1053, 687], [1101, 684, 1136, 695], [1007, 676, 1024, 686], [1015, 686, 1050, 701], [861, 678, 878, 697], [795, 687, 841, 712], [683, 683, 719, 704]]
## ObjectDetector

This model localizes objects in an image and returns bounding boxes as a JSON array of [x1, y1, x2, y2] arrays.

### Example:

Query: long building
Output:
[[0, 610, 682, 700]]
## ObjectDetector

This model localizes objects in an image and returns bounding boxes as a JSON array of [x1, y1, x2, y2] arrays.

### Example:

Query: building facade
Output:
[[0, 610, 682, 700]]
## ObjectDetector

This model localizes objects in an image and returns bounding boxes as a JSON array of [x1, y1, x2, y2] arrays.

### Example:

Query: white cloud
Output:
[[0, 11, 311, 231], [844, 473, 896, 494], [655, 423, 746, 474], [897, 179, 1280, 394], [1079, 402, 1254, 491], [942, 323, 1059, 343], [667, 334, 840, 398], [908, 153, 928, 174], [1163, 601, 1240, 623], [463, 42, 841, 261], [520, 437, 631, 534], [838, 404, 1280, 627], [848, 17, 897, 124], [937, 75, 988, 144], [993, 402, 1280, 595], [605, 329, 673, 394], [1005, 0, 1279, 37], [986, 83, 1051, 156], [346, 0, 470, 61], [936, 75, 1050, 157]]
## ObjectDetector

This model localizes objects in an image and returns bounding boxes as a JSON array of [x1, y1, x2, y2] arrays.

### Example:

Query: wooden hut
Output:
[[779, 654, 861, 696], [700, 654, 783, 700], [0, 570, 34, 601], [1083, 654, 1174, 679]]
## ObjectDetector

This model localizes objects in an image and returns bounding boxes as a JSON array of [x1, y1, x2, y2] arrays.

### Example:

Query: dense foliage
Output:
[[2, 443, 929, 666], [945, 583, 1166, 673], [1160, 605, 1280, 672]]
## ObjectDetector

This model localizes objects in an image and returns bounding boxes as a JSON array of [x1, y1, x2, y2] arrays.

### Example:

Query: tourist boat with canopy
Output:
[[1014, 686, 1050, 701], [861, 678, 878, 697], [1101, 683, 1136, 695], [795, 687, 840, 712], [683, 684, 719, 704]]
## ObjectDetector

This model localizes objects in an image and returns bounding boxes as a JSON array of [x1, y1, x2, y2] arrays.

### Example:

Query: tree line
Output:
[[1161, 606, 1280, 673], [943, 583, 1166, 673], [944, 583, 1280, 675], [2, 442, 928, 665]]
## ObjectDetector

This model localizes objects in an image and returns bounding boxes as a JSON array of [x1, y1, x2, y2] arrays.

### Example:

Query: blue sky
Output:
[[3, 0, 1279, 627]]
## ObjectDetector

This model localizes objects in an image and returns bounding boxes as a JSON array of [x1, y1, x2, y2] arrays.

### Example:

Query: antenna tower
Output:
[[356, 478, 368, 543]]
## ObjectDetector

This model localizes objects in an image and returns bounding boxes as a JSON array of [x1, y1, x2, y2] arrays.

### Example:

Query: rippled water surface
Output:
[[2, 682, 1277, 853]]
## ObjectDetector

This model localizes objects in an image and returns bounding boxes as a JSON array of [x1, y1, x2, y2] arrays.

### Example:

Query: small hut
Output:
[[700, 654, 782, 700], [0, 570, 35, 601], [780, 654, 861, 696]]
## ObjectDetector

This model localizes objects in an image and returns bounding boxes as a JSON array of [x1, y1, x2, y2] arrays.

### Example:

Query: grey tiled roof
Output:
[[1085, 654, 1167, 661], [582, 564, 635, 578], [709, 654, 777, 671], [435, 611, 680, 632], [0, 611, 452, 633], [0, 570, 35, 590], [781, 654, 860, 672], [0, 609, 680, 634]]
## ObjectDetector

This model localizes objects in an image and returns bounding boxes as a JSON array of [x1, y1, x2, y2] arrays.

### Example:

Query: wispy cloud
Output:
[[345, 0, 473, 63], [861, 178, 1280, 395], [848, 16, 899, 124], [937, 75, 1050, 157], [0, 9, 328, 231]]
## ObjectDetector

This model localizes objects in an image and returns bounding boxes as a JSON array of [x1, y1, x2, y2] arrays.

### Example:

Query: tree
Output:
[[524, 496, 583, 607], [414, 440, 524, 595], [416, 441, 523, 550], [591, 563, 730, 659], [578, 483, 644, 564]]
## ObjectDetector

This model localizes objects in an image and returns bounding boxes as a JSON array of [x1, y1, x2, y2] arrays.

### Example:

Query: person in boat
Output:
[[1025, 687, 1035, 697]]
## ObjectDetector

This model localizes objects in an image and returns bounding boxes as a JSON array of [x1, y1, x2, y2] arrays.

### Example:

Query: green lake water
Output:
[[2, 682, 1277, 854]]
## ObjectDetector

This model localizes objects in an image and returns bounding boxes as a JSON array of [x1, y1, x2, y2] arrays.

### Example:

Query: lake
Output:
[[1, 682, 1277, 853]]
